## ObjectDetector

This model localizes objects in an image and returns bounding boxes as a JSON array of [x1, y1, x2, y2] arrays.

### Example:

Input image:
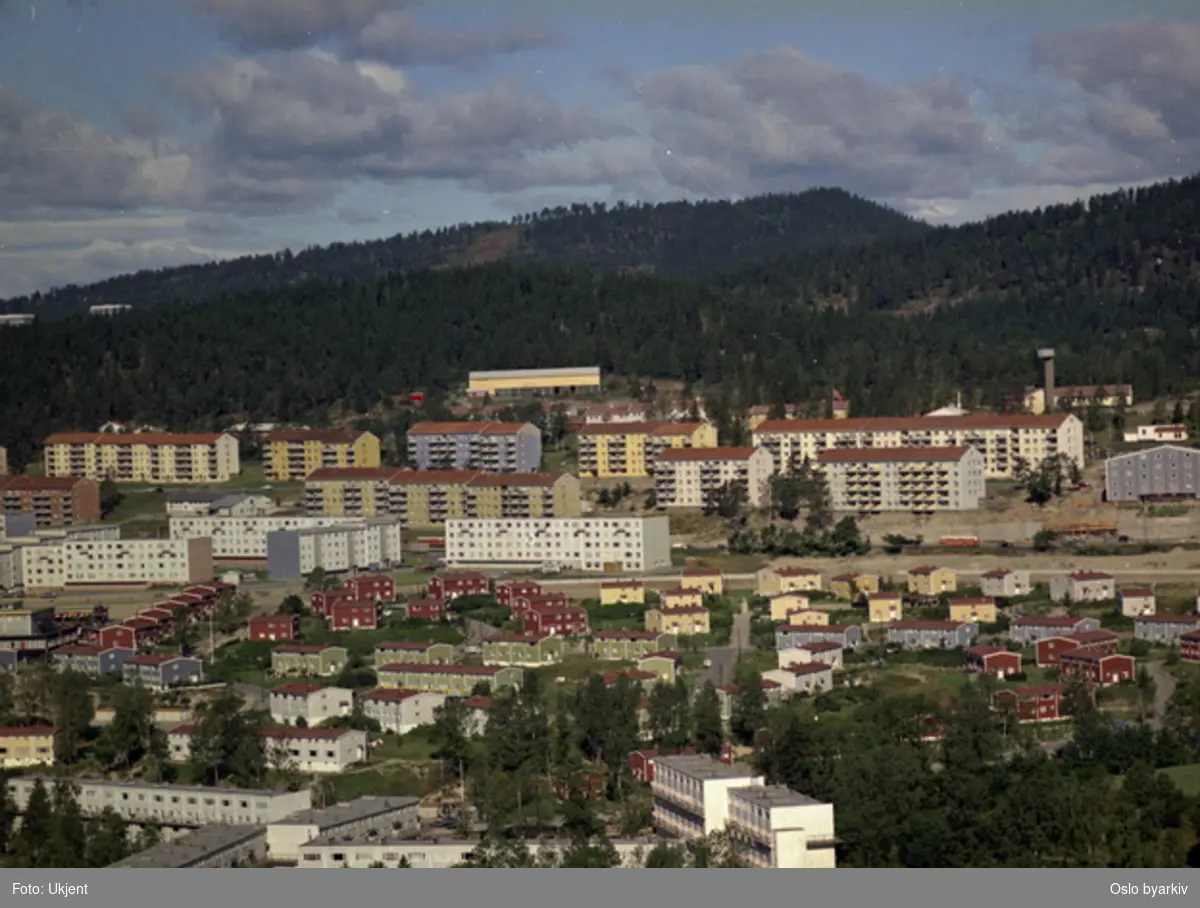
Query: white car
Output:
[[703, 658, 712, 668]]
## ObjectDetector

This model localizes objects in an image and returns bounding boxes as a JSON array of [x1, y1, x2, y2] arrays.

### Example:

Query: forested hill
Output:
[[0, 188, 926, 318], [722, 175, 1200, 312]]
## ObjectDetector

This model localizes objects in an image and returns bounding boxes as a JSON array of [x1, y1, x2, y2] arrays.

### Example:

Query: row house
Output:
[[763, 661, 835, 696], [328, 600, 378, 631], [524, 603, 589, 637], [980, 568, 1032, 598], [646, 606, 710, 637], [270, 644, 349, 677], [600, 580, 645, 605], [372, 640, 455, 668], [679, 568, 724, 595], [262, 727, 368, 773], [907, 565, 957, 596], [1036, 630, 1119, 667], [402, 598, 446, 621], [577, 421, 718, 479], [357, 688, 446, 735], [375, 662, 522, 695], [993, 685, 1071, 723], [1119, 588, 1157, 618], [785, 608, 829, 627], [1133, 615, 1200, 645], [248, 613, 300, 643], [775, 624, 864, 651], [1009, 615, 1100, 645], [776, 641, 844, 670], [867, 592, 903, 623], [1059, 648, 1136, 687], [1049, 571, 1115, 603], [768, 592, 810, 622], [123, 653, 204, 691], [1180, 630, 1200, 664], [427, 572, 491, 603], [886, 620, 978, 650], [496, 579, 542, 607], [511, 591, 568, 618], [829, 573, 879, 601], [310, 587, 359, 616], [661, 588, 705, 610], [268, 683, 354, 727], [592, 630, 678, 662], [482, 632, 564, 667], [52, 644, 134, 677], [948, 597, 998, 624], [965, 646, 1022, 679], [755, 565, 823, 597], [343, 573, 395, 602]]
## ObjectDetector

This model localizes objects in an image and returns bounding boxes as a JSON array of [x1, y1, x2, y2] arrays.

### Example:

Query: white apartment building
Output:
[[265, 519, 403, 580], [818, 446, 986, 513], [295, 837, 654, 869], [169, 515, 369, 559], [42, 432, 241, 484], [357, 688, 447, 735], [762, 662, 835, 696], [752, 413, 1084, 480], [653, 446, 775, 509], [1049, 571, 1116, 603], [445, 516, 672, 573], [5, 777, 310, 830], [727, 785, 837, 868], [166, 492, 276, 517], [268, 683, 355, 727], [652, 753, 764, 840], [980, 568, 1032, 598], [1124, 424, 1189, 443], [265, 796, 420, 864], [20, 536, 214, 592], [263, 727, 368, 774]]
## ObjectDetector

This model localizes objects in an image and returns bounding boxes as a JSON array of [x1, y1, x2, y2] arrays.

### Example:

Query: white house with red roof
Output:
[[268, 683, 354, 727], [1119, 588, 1156, 617], [357, 688, 446, 734], [1049, 571, 1115, 603]]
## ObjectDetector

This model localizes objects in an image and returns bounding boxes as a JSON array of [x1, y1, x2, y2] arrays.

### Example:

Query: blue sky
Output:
[[1, 0, 1198, 297]]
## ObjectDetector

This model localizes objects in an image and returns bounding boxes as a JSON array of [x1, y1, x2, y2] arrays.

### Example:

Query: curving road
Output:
[[702, 600, 751, 688]]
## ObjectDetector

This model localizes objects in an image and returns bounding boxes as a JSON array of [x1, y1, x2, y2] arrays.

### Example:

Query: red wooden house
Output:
[[965, 646, 1022, 679], [1182, 629, 1200, 664], [993, 685, 1070, 723], [1035, 629, 1119, 667], [248, 613, 300, 642], [427, 572, 490, 603], [523, 603, 589, 637], [1059, 648, 1135, 687], [496, 580, 542, 608], [403, 598, 446, 621], [343, 574, 395, 602], [329, 600, 378, 631], [311, 587, 357, 617]]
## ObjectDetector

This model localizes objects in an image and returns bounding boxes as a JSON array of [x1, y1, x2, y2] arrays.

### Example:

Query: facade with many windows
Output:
[[577, 421, 719, 478], [42, 432, 241, 483], [262, 429, 381, 482], [406, 421, 542, 473], [818, 446, 985, 513], [1104, 444, 1200, 502], [653, 446, 775, 509], [445, 516, 671, 573]]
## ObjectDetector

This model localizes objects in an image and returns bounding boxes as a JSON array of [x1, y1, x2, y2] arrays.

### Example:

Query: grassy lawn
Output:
[[328, 767, 430, 802], [1160, 763, 1200, 795], [670, 549, 765, 574], [298, 616, 463, 656], [370, 727, 438, 762]]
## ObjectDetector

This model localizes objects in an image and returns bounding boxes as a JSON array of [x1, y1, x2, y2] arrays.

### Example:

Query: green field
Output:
[[1160, 763, 1200, 795]]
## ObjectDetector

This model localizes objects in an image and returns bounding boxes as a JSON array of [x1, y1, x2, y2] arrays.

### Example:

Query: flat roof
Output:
[[273, 796, 419, 829], [108, 824, 264, 868], [653, 753, 760, 780], [468, 367, 600, 381], [729, 785, 824, 808], [8, 776, 287, 798]]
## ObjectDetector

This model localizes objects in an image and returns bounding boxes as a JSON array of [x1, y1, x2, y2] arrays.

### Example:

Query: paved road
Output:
[[702, 600, 751, 688]]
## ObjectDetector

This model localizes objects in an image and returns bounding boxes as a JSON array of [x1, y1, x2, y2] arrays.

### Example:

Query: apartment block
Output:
[[375, 662, 522, 695], [0, 476, 101, 527], [980, 569, 1032, 598], [270, 644, 349, 677], [0, 726, 55, 769], [578, 421, 719, 478], [302, 468, 581, 526], [268, 683, 354, 726], [20, 536, 214, 592], [265, 519, 403, 580], [357, 689, 446, 735], [372, 640, 456, 668], [653, 446, 775, 509], [591, 630, 678, 662], [1024, 383, 1132, 415], [726, 786, 837, 868], [169, 515, 379, 560], [1049, 571, 1115, 603], [42, 432, 241, 483], [445, 516, 672, 573], [261, 727, 368, 774], [109, 825, 266, 869], [482, 632, 564, 667], [5, 777, 311, 829], [1105, 445, 1200, 502], [753, 413, 1084, 480], [755, 566, 822, 597], [907, 565, 956, 596], [652, 753, 763, 840], [265, 796, 421, 864], [263, 428, 381, 482], [406, 421, 542, 473], [818, 446, 986, 514]]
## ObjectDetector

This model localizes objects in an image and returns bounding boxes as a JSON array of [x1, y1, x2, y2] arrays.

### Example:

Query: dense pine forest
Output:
[[0, 189, 925, 319], [2, 176, 1199, 470]]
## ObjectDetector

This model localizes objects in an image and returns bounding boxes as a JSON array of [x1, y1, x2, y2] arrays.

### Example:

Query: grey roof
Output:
[[166, 490, 229, 503], [274, 796, 420, 829], [729, 785, 823, 808], [108, 824, 264, 867], [652, 753, 761, 780], [8, 776, 285, 799]]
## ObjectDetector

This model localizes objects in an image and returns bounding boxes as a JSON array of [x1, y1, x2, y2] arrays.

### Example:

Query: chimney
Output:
[[1037, 348, 1056, 413]]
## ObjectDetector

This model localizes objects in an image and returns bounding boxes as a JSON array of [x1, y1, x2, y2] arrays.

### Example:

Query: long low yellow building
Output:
[[43, 432, 241, 483], [468, 366, 601, 398], [262, 428, 380, 482], [0, 725, 55, 769], [578, 421, 719, 478], [304, 468, 581, 526]]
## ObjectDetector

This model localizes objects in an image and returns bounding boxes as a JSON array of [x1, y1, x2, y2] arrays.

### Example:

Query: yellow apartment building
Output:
[[0, 445, 7, 475], [679, 567, 723, 595], [769, 592, 810, 621], [0, 725, 55, 769], [756, 566, 823, 597], [867, 592, 904, 623], [646, 606, 711, 636], [830, 573, 879, 600], [577, 421, 718, 478], [785, 609, 830, 627], [907, 566, 957, 596], [948, 597, 998, 624], [751, 413, 1084, 480], [661, 588, 705, 610], [1023, 383, 1132, 415], [263, 429, 381, 482], [42, 432, 241, 484], [303, 468, 580, 526], [600, 580, 646, 605]]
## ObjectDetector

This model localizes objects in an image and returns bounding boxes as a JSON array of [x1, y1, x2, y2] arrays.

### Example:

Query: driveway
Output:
[[1146, 660, 1178, 730], [702, 600, 751, 688]]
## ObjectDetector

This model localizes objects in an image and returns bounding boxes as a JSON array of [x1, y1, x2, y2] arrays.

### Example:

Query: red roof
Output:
[[468, 473, 563, 488], [829, 573, 865, 582], [754, 413, 1075, 434], [592, 629, 661, 640], [907, 565, 946, 576], [123, 617, 159, 630], [305, 467, 401, 482], [376, 640, 444, 651], [950, 597, 995, 606], [1120, 588, 1155, 597], [0, 725, 55, 737], [464, 696, 493, 710], [800, 641, 843, 653], [818, 446, 972, 464], [127, 653, 190, 666], [981, 569, 1016, 578], [657, 605, 709, 615], [44, 432, 225, 445], [681, 567, 722, 576], [390, 470, 481, 486], [780, 624, 854, 633], [600, 580, 644, 589], [1061, 645, 1127, 664], [271, 683, 328, 696], [273, 644, 338, 654], [657, 446, 758, 463], [260, 726, 360, 741], [578, 420, 705, 437], [782, 662, 832, 676], [601, 669, 658, 684], [377, 662, 504, 676], [0, 475, 94, 491], [360, 688, 421, 702], [641, 650, 683, 661], [56, 644, 104, 656], [485, 633, 548, 644], [890, 620, 967, 631], [1067, 571, 1114, 581], [995, 684, 1067, 699], [1135, 615, 1200, 625], [1013, 615, 1087, 627], [775, 566, 821, 577], [407, 420, 530, 436], [263, 428, 366, 444]]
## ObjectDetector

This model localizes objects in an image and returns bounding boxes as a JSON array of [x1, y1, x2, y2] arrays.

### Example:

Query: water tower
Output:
[[1037, 348, 1056, 413]]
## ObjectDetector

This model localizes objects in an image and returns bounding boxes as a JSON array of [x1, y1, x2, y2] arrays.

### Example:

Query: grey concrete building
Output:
[[52, 644, 135, 677], [1009, 615, 1100, 645], [1105, 444, 1200, 502], [886, 620, 978, 649], [406, 421, 542, 473], [265, 796, 421, 863], [123, 653, 204, 690], [1133, 615, 1200, 645], [1049, 571, 1115, 603], [774, 624, 864, 651], [109, 825, 267, 868]]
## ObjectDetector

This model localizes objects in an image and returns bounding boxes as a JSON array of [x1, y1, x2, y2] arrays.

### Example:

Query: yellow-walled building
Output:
[[756, 566, 823, 597], [646, 606, 711, 636], [577, 421, 719, 478], [0, 725, 55, 769], [907, 565, 957, 596], [600, 580, 646, 605], [680, 568, 723, 596], [263, 429, 380, 482], [769, 592, 810, 621], [867, 592, 904, 623], [42, 432, 240, 484], [830, 573, 880, 600], [661, 588, 705, 610], [784, 609, 830, 627], [468, 367, 601, 398], [948, 597, 998, 624]]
